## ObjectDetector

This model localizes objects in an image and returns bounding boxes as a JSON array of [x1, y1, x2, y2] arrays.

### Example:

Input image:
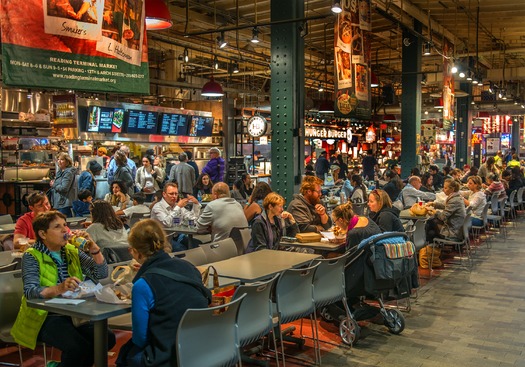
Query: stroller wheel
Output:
[[384, 309, 405, 334], [320, 307, 334, 322], [339, 317, 360, 345]]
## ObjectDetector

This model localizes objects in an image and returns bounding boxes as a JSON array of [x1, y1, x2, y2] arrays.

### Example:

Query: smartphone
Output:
[[281, 236, 298, 243]]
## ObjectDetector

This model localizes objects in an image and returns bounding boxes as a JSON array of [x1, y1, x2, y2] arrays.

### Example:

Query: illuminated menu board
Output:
[[188, 116, 214, 137], [125, 110, 159, 134], [86, 106, 124, 133], [158, 113, 189, 135]]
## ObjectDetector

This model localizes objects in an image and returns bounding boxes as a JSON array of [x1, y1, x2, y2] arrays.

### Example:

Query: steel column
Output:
[[456, 82, 472, 167], [270, 0, 304, 203]]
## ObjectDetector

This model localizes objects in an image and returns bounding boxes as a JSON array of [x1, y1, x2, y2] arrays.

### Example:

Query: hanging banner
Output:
[[334, 0, 371, 120], [442, 39, 455, 131], [0, 0, 149, 94]]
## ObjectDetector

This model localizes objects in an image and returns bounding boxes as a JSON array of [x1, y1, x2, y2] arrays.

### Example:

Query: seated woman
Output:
[[462, 175, 487, 226], [483, 173, 507, 199], [116, 219, 210, 367], [86, 200, 129, 248], [104, 181, 132, 210], [244, 182, 272, 224], [367, 189, 405, 232], [193, 173, 214, 198], [382, 170, 403, 202], [505, 167, 524, 197], [11, 211, 115, 367], [248, 192, 299, 252], [331, 202, 382, 251], [420, 172, 435, 193], [426, 179, 466, 241], [349, 175, 367, 204]]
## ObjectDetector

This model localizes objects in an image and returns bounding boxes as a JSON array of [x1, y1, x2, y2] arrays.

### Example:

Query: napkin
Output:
[[45, 298, 86, 305]]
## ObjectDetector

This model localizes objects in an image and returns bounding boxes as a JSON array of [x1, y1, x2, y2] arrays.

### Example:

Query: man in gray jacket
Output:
[[169, 153, 196, 196], [395, 175, 436, 209]]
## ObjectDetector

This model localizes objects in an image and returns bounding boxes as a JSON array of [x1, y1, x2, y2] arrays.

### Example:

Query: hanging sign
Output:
[[305, 126, 347, 139], [365, 125, 376, 142]]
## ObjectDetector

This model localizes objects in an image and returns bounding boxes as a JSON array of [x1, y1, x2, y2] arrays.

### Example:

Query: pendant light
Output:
[[145, 0, 173, 30], [201, 76, 224, 97]]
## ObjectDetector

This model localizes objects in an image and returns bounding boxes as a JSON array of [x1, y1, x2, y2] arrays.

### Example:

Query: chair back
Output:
[[0, 214, 13, 225], [171, 247, 208, 266], [480, 202, 491, 226], [233, 274, 279, 347], [497, 197, 507, 217], [517, 187, 525, 205], [312, 252, 350, 308], [0, 270, 23, 342], [508, 190, 517, 209], [274, 262, 319, 324], [0, 251, 17, 266], [0, 262, 18, 273], [229, 227, 252, 255], [411, 219, 428, 250], [128, 212, 151, 228], [490, 194, 500, 216], [461, 213, 472, 241], [200, 238, 238, 263], [176, 294, 246, 367], [102, 246, 133, 264], [68, 217, 87, 230]]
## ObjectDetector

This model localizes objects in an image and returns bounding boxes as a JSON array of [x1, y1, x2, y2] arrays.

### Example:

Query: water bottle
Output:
[[173, 213, 181, 227], [197, 191, 202, 203], [340, 191, 347, 204], [187, 213, 196, 228]]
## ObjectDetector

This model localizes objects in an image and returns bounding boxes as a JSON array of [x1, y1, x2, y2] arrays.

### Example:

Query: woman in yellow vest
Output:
[[10, 211, 115, 367]]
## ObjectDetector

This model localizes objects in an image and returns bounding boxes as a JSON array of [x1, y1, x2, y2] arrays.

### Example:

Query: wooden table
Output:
[[27, 297, 131, 367], [204, 249, 320, 283]]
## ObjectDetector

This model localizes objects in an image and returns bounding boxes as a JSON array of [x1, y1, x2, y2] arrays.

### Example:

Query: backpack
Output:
[[115, 166, 134, 195]]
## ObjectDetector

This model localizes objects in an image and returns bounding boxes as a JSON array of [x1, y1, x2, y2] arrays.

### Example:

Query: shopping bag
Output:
[[419, 245, 442, 269]]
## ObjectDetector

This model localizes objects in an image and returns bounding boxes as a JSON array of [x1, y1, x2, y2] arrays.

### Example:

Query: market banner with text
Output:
[[334, 0, 371, 119], [0, 0, 149, 94]]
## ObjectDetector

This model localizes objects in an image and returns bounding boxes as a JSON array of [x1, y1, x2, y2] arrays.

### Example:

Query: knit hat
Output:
[[88, 160, 103, 174], [209, 147, 221, 156]]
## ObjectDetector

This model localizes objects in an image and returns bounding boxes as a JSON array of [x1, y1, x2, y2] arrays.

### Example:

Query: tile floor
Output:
[[1, 221, 524, 367]]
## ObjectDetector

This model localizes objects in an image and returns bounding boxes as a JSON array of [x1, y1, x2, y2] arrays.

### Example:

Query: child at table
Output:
[[116, 192, 151, 218], [72, 189, 93, 217]]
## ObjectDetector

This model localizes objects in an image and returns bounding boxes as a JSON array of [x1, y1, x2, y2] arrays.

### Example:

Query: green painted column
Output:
[[270, 0, 304, 203], [456, 82, 472, 167], [400, 22, 422, 178]]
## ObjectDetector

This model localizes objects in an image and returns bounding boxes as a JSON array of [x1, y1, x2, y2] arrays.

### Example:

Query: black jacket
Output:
[[368, 207, 405, 233]]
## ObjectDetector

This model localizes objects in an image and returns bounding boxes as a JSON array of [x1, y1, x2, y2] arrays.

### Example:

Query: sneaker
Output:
[[47, 361, 60, 367]]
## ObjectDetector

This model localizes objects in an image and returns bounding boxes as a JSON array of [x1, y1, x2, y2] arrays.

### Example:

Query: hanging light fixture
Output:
[[201, 76, 224, 97], [183, 48, 189, 63], [371, 72, 379, 87], [331, 1, 342, 14], [213, 55, 219, 70], [145, 0, 173, 30], [459, 71, 466, 78], [318, 100, 334, 114], [251, 27, 260, 43], [318, 83, 324, 92], [423, 42, 431, 56], [217, 32, 227, 49], [232, 61, 239, 74], [450, 64, 458, 74]]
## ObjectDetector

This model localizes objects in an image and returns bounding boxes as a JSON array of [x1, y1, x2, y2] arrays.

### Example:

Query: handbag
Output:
[[197, 265, 235, 313], [418, 245, 442, 269]]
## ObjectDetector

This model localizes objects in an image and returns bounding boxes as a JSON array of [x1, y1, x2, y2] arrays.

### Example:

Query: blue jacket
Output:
[[201, 157, 225, 183]]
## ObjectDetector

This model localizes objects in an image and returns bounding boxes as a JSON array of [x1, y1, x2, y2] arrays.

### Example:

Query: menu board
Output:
[[86, 106, 125, 133], [188, 116, 214, 137], [158, 113, 190, 136], [125, 110, 159, 134]]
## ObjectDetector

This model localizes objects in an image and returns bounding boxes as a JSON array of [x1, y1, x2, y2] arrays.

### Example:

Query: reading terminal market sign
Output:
[[305, 126, 347, 139]]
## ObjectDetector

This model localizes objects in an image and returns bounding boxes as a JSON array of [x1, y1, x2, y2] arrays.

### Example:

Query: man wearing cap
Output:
[[315, 151, 330, 179], [108, 145, 137, 185], [202, 147, 225, 183], [97, 147, 110, 168]]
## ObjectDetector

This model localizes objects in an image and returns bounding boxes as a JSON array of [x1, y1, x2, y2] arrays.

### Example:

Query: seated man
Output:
[[395, 175, 436, 209], [287, 176, 332, 233], [196, 182, 248, 242], [151, 183, 201, 252], [116, 192, 151, 218], [13, 192, 51, 249], [72, 189, 93, 217]]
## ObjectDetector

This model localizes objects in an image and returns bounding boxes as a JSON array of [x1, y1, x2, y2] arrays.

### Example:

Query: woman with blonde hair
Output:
[[331, 202, 381, 251], [248, 192, 298, 252], [116, 219, 210, 367], [50, 152, 77, 217], [367, 189, 405, 232], [463, 175, 487, 226], [244, 181, 273, 224]]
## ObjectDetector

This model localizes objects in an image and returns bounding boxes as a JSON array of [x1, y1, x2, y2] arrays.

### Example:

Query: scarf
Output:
[[347, 215, 359, 231]]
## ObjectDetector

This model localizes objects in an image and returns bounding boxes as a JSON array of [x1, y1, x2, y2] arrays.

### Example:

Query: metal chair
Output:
[[516, 187, 525, 211], [170, 246, 208, 266], [0, 270, 48, 366], [273, 262, 320, 366], [431, 213, 473, 276], [176, 294, 247, 367], [128, 212, 151, 228], [311, 252, 359, 348], [233, 275, 280, 367], [200, 238, 238, 263], [487, 194, 507, 240], [504, 190, 518, 226], [470, 202, 492, 249], [229, 226, 252, 255], [101, 246, 133, 264]]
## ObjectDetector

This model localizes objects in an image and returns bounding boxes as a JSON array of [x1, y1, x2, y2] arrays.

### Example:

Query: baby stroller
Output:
[[321, 232, 419, 341]]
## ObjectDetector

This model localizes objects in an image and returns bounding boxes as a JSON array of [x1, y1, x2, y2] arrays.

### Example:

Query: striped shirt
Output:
[[22, 241, 108, 299]]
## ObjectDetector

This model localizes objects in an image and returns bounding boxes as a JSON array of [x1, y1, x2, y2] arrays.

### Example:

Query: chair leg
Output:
[[43, 343, 48, 365]]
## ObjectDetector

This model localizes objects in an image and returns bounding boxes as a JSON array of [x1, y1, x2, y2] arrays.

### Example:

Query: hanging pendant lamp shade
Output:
[[318, 100, 334, 114], [201, 76, 224, 97], [145, 0, 173, 30]]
